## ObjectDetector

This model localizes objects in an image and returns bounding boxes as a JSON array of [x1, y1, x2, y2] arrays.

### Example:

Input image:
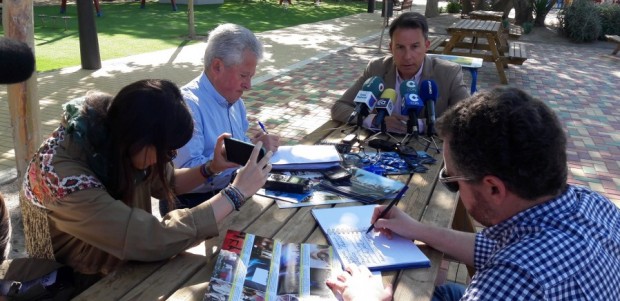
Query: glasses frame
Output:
[[439, 166, 472, 193]]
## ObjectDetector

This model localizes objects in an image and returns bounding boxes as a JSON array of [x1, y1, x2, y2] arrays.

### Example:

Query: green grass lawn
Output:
[[1, 0, 366, 72]]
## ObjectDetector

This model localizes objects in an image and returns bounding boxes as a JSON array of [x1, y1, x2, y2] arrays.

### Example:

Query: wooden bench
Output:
[[506, 42, 528, 65], [508, 25, 523, 39], [393, 0, 413, 15], [427, 35, 450, 54], [605, 35, 620, 55], [38, 14, 73, 30]]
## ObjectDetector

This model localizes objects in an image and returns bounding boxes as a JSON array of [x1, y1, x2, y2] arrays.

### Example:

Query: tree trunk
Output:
[[491, 0, 513, 19], [513, 0, 533, 25], [533, 0, 556, 26], [188, 0, 195, 39], [425, 0, 440, 18], [461, 0, 473, 15], [2, 0, 41, 178]]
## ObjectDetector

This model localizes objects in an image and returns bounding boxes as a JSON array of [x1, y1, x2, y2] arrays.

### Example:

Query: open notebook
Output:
[[312, 205, 431, 271]]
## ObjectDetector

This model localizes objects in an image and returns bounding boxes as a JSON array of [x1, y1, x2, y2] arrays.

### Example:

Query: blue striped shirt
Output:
[[173, 73, 250, 193], [465, 185, 620, 300]]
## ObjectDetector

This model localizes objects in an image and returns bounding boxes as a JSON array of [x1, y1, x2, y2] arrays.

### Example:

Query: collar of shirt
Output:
[[393, 61, 424, 117], [199, 72, 238, 108], [481, 185, 579, 241]]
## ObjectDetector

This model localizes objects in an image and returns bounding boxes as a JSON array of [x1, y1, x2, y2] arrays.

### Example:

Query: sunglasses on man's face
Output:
[[439, 166, 472, 193]]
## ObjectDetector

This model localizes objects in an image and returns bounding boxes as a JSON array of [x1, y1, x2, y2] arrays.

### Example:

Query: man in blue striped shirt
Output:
[[160, 24, 281, 215], [327, 87, 620, 301]]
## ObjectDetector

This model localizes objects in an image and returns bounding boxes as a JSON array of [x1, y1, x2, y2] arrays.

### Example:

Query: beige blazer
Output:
[[331, 55, 470, 124]]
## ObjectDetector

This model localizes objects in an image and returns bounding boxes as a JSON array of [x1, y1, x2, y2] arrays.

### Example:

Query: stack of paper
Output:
[[270, 145, 342, 170]]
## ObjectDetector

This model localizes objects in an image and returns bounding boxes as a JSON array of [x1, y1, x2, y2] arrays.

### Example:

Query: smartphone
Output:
[[224, 137, 266, 165]]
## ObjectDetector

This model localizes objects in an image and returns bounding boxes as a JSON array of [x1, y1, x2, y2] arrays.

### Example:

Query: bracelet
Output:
[[221, 189, 237, 210], [221, 185, 246, 211], [199, 161, 216, 179]]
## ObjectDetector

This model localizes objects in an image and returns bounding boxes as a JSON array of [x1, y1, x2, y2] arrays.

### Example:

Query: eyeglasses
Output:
[[166, 149, 178, 161], [439, 166, 472, 193]]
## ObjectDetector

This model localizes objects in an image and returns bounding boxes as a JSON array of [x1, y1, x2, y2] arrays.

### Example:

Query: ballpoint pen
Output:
[[366, 186, 408, 234], [258, 121, 269, 134]]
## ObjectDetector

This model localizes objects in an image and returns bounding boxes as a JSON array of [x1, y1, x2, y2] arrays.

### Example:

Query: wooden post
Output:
[[2, 0, 41, 178], [188, 0, 196, 39]]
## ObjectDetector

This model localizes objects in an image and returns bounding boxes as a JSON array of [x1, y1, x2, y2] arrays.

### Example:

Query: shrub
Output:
[[523, 22, 533, 34], [597, 3, 620, 38], [446, 0, 461, 14], [561, 0, 601, 42], [502, 19, 510, 29], [438, 6, 445, 14]]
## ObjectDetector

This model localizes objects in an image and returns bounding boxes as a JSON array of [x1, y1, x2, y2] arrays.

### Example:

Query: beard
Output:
[[468, 190, 496, 227]]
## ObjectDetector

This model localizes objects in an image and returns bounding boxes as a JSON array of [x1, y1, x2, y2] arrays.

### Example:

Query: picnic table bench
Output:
[[606, 34, 620, 55], [428, 19, 528, 84]]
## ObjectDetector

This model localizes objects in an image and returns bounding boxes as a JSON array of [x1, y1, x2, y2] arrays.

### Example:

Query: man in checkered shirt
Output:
[[326, 87, 620, 301]]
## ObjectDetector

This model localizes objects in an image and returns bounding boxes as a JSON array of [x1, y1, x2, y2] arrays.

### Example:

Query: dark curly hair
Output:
[[436, 87, 567, 200]]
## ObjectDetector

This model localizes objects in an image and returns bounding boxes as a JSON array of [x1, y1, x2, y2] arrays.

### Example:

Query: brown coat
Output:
[[22, 125, 219, 275], [331, 55, 470, 124]]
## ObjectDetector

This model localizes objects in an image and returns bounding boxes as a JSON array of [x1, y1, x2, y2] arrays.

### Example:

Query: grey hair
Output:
[[203, 23, 263, 69]]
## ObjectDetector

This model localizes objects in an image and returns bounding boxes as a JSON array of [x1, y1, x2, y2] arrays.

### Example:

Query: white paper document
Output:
[[270, 145, 342, 170]]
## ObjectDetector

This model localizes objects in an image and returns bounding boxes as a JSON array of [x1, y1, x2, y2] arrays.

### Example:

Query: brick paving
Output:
[[244, 38, 620, 207]]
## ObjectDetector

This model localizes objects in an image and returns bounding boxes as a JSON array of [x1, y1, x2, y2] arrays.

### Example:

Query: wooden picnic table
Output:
[[468, 10, 504, 22], [441, 19, 514, 84], [74, 120, 469, 301]]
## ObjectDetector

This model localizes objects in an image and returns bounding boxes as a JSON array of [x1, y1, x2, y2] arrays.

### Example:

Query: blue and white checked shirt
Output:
[[465, 185, 620, 300], [173, 73, 251, 193]]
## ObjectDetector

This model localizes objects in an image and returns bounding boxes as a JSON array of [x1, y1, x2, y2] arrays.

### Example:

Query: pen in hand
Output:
[[258, 121, 269, 135], [366, 186, 408, 234]]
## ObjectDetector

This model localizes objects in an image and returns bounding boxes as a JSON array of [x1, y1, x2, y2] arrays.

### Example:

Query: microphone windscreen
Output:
[[0, 38, 35, 84], [400, 93, 424, 115], [399, 80, 418, 96], [362, 76, 385, 99], [379, 88, 397, 102], [419, 80, 439, 102]]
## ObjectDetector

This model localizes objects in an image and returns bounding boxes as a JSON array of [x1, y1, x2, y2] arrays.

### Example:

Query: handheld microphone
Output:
[[0, 38, 35, 84], [372, 88, 397, 133], [419, 80, 438, 137], [346, 76, 385, 125], [348, 91, 378, 125], [400, 93, 424, 136], [399, 80, 422, 135], [399, 79, 418, 96]]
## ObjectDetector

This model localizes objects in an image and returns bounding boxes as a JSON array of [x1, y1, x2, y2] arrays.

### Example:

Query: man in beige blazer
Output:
[[331, 12, 470, 134]]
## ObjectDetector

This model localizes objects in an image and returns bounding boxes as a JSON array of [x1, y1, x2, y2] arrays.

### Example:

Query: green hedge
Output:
[[597, 3, 620, 37], [560, 0, 620, 42]]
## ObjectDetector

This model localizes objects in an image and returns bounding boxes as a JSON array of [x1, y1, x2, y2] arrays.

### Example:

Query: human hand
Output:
[[370, 204, 420, 240], [211, 133, 241, 173], [385, 115, 407, 134], [231, 141, 272, 198], [326, 265, 392, 301], [252, 131, 280, 153]]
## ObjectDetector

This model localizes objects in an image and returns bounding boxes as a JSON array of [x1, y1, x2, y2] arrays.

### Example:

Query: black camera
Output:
[[264, 174, 310, 194]]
